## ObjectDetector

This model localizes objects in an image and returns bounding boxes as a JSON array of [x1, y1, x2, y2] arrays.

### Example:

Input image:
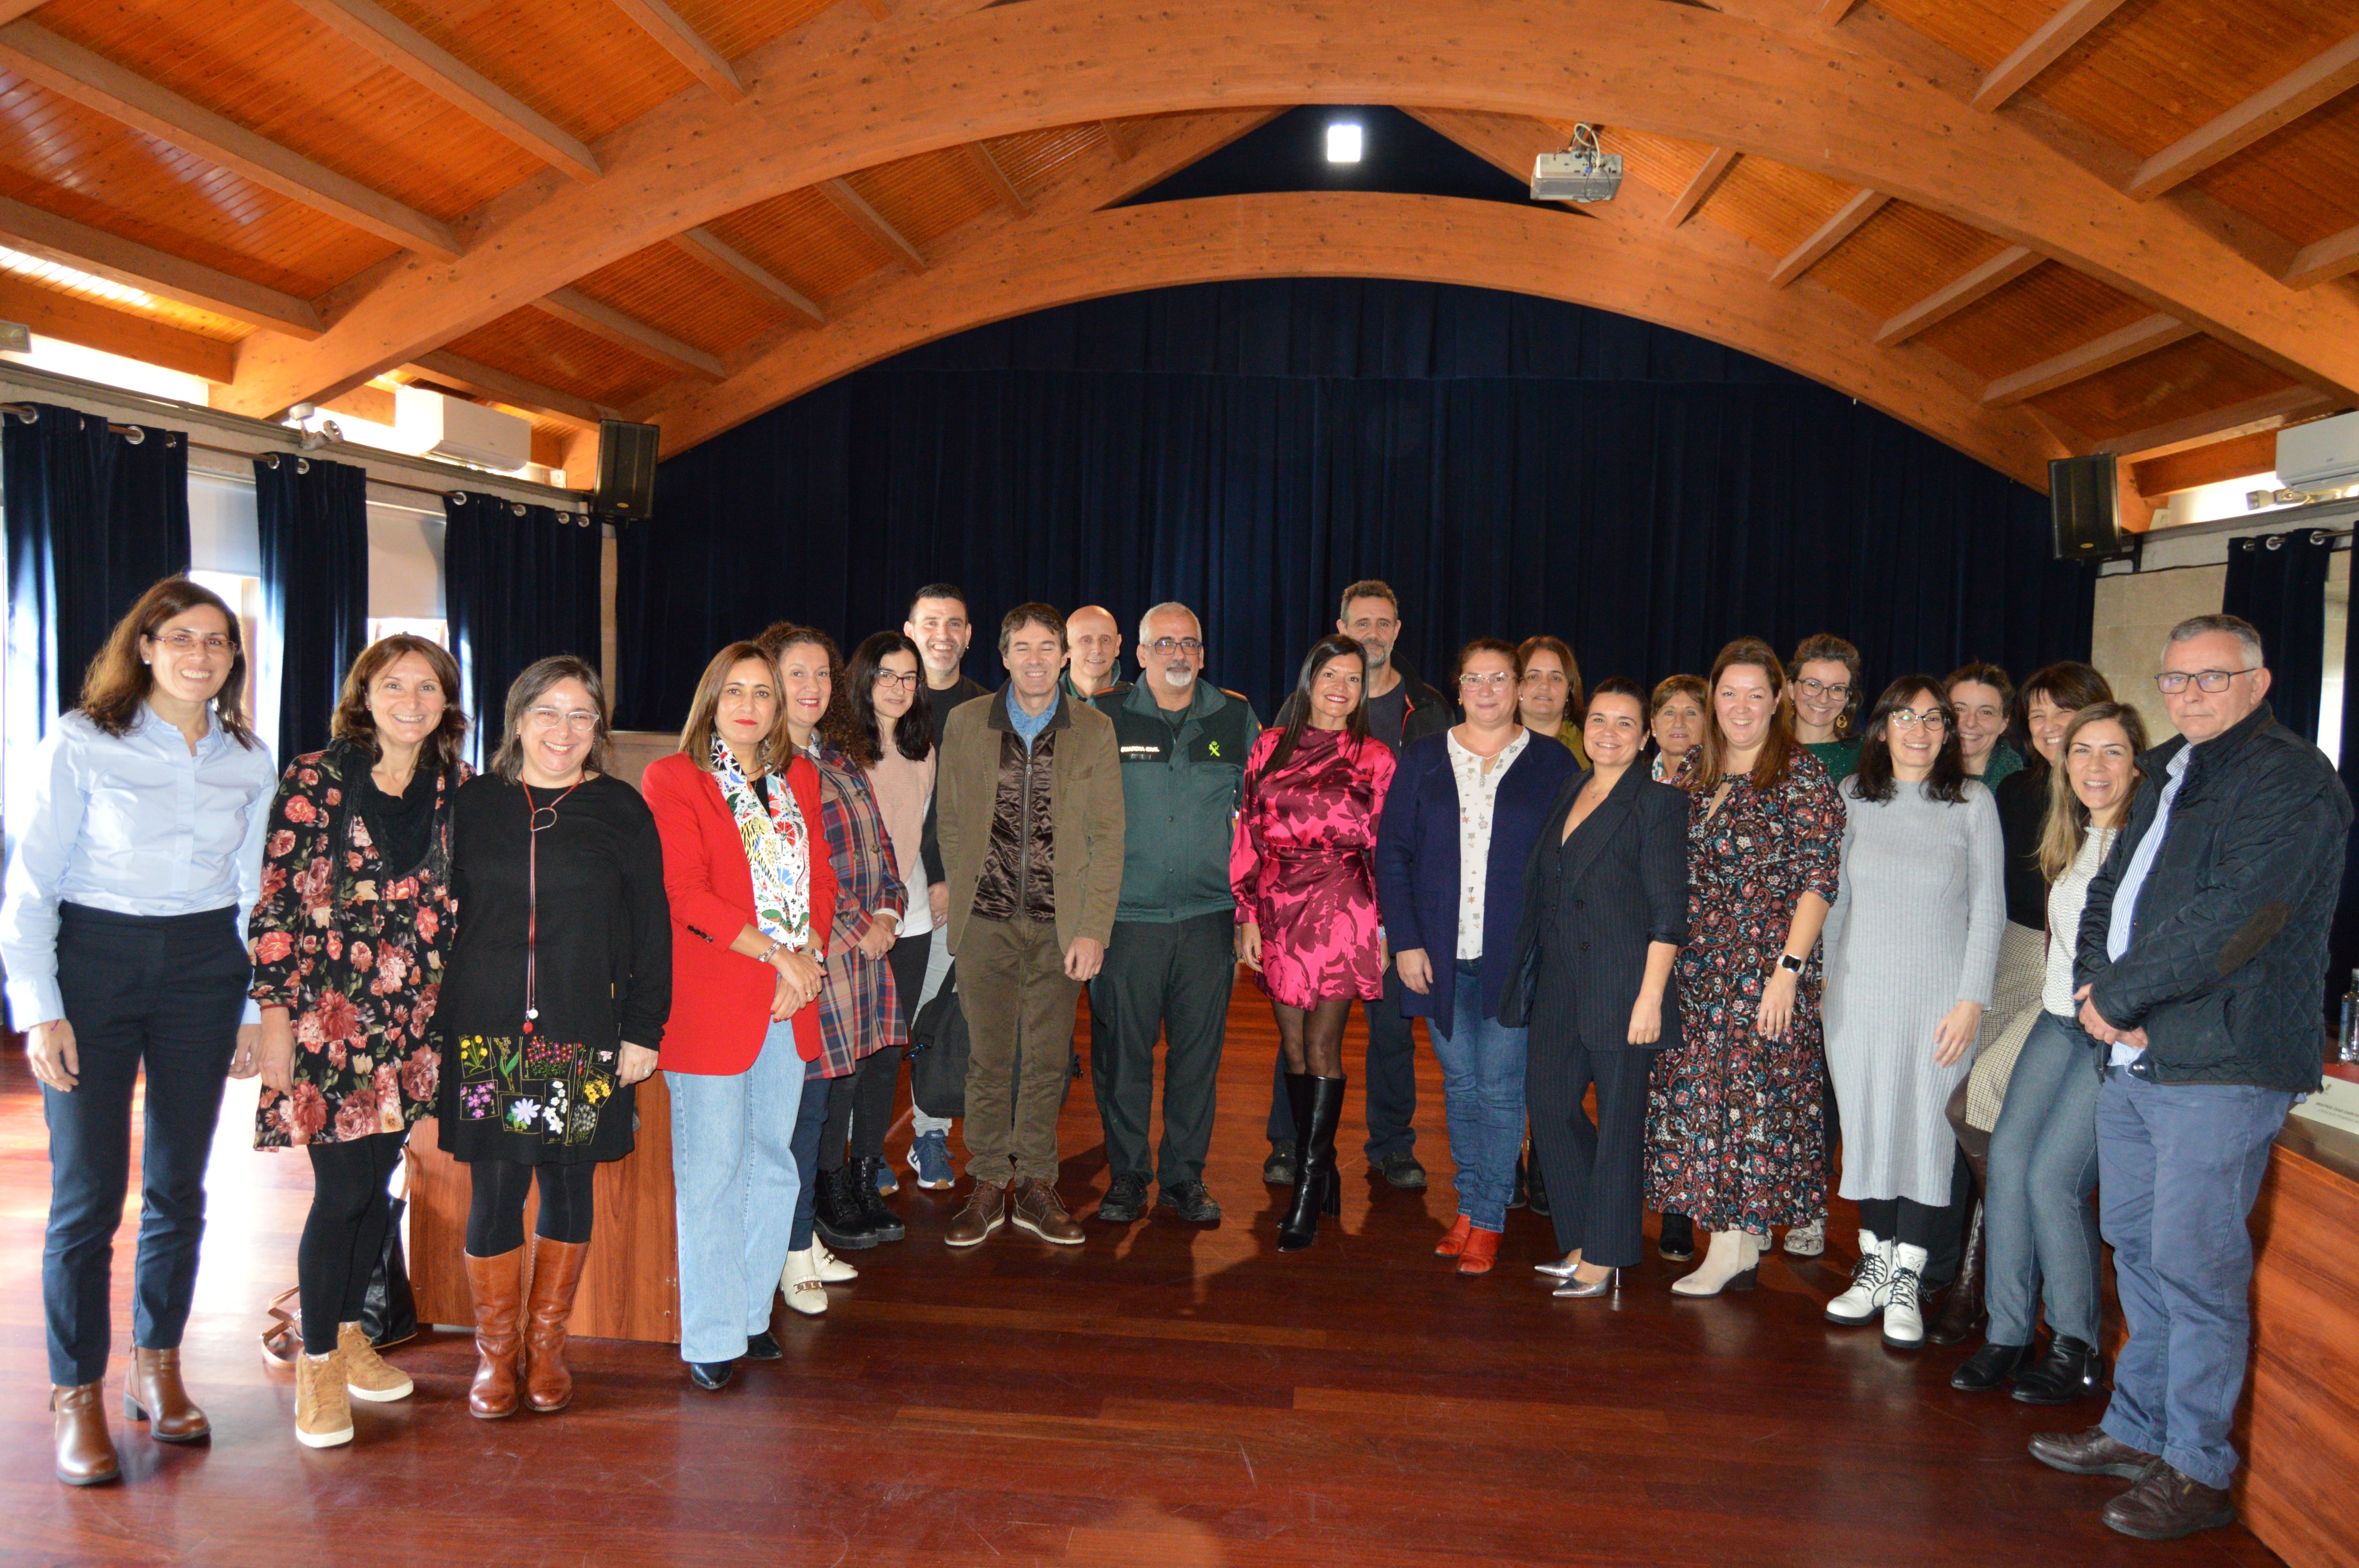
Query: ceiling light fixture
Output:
[[1325, 121, 1364, 163], [1532, 123, 1622, 202]]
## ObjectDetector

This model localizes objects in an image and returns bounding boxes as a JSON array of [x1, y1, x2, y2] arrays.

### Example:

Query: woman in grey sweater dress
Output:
[[1820, 676, 2004, 1348]]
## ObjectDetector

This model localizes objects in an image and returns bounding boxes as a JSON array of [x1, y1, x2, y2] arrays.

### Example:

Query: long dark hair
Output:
[[839, 630, 933, 768], [1851, 676, 1969, 805], [1261, 634, 1371, 778], [2015, 661, 2112, 776], [1687, 637, 1798, 795], [756, 621, 854, 751], [331, 634, 468, 770], [79, 575, 257, 746]]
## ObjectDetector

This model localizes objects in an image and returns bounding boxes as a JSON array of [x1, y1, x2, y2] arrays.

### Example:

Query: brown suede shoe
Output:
[[2102, 1462, 2235, 1541], [945, 1180, 1008, 1248], [2028, 1425, 2159, 1480], [465, 1247, 526, 1419], [50, 1383, 119, 1486], [124, 1347, 209, 1442], [524, 1237, 589, 1414], [1010, 1178, 1085, 1246]]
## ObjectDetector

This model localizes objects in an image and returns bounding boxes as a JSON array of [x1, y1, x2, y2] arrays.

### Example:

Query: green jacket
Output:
[[1091, 678, 1260, 923]]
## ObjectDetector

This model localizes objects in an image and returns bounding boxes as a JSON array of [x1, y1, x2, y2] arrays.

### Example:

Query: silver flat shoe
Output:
[[1534, 1257, 1584, 1279], [1553, 1268, 1620, 1300]]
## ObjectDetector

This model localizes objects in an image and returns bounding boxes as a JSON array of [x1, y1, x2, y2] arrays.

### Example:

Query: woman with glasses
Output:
[[1647, 676, 1707, 786], [1947, 662, 2023, 788], [1789, 634, 1863, 781], [4, 577, 275, 1487], [1820, 676, 2004, 1349], [437, 656, 671, 1419], [1515, 635, 1588, 768], [1375, 639, 1575, 1274]]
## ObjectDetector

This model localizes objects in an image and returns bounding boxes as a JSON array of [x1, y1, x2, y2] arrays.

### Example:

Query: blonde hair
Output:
[[2036, 702, 2150, 882]]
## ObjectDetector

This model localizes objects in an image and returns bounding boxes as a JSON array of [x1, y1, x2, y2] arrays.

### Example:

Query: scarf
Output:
[[712, 736, 811, 951]]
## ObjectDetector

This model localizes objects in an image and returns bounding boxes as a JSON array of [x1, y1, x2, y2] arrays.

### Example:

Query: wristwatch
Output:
[[1775, 952, 1806, 976]]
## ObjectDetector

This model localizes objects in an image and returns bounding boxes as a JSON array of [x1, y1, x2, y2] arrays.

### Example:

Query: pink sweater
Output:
[[866, 742, 938, 934]]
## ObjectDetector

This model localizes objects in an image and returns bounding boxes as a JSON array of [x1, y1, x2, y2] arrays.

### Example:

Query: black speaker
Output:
[[2049, 455, 2134, 564], [595, 419, 658, 521]]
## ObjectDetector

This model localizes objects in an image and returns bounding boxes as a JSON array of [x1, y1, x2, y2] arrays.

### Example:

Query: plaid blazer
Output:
[[810, 742, 908, 1077]]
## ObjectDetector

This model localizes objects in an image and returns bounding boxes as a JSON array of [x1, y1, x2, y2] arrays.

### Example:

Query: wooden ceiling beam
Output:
[[1876, 244, 2042, 345], [2286, 224, 2359, 291], [0, 275, 236, 381], [822, 178, 926, 271], [0, 21, 460, 259], [531, 289, 726, 378], [1818, 0, 1859, 21], [2130, 428, 2282, 499], [284, 0, 600, 182], [669, 228, 825, 323], [403, 351, 615, 425], [1100, 119, 1139, 162], [607, 0, 743, 101], [2126, 31, 2359, 200], [1665, 147, 1736, 227], [2089, 387, 2340, 458], [1970, 0, 2132, 111], [1768, 188, 1889, 286], [0, 195, 323, 338], [1983, 313, 2196, 404], [965, 141, 1030, 217]]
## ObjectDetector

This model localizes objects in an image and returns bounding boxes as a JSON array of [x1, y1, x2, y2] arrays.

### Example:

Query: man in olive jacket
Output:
[[2028, 614, 2351, 1542], [935, 603, 1124, 1249]]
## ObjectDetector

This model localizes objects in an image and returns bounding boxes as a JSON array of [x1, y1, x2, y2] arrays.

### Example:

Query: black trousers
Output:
[[820, 1048, 899, 1171], [300, 1131, 405, 1355], [1087, 912, 1234, 1188], [1527, 1036, 1653, 1268], [464, 1158, 596, 1255], [42, 904, 249, 1386], [1267, 966, 1420, 1160], [1857, 1195, 1945, 1251]]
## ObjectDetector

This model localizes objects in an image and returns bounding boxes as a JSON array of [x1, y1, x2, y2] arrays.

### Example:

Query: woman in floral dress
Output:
[[1647, 637, 1844, 1296], [251, 635, 468, 1448], [1232, 634, 1397, 1251]]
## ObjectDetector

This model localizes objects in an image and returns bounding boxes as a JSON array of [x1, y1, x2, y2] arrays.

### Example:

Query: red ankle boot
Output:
[[1435, 1216, 1474, 1257], [1456, 1228, 1502, 1275]]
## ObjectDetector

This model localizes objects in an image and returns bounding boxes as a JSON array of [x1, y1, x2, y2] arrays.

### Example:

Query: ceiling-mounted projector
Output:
[[1532, 123, 1622, 202]]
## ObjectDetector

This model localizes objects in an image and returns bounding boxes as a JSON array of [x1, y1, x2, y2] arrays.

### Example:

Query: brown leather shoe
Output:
[[2102, 1462, 2235, 1540], [124, 1347, 209, 1442], [1010, 1178, 1085, 1245], [524, 1237, 589, 1414], [945, 1179, 1008, 1248], [50, 1384, 119, 1486], [464, 1247, 526, 1419], [2028, 1425, 2159, 1479]]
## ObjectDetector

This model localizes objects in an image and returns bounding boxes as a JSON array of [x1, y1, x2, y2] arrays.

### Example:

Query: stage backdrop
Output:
[[619, 279, 2093, 729]]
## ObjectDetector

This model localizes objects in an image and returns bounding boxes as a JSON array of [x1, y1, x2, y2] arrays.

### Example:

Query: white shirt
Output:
[[1446, 727, 1531, 962], [2043, 826, 2116, 1018], [2103, 746, 2191, 1066]]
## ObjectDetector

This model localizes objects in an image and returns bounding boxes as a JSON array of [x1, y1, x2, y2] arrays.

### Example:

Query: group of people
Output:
[[6, 572, 2344, 1547]]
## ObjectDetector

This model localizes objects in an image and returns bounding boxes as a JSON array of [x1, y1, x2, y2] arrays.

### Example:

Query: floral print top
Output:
[[250, 741, 466, 1148]]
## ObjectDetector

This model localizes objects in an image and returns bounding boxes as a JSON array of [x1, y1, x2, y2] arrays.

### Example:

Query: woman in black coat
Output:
[[1500, 678, 1689, 1298]]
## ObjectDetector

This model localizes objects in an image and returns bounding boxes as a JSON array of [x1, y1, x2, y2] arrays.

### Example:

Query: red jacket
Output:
[[642, 750, 836, 1074]]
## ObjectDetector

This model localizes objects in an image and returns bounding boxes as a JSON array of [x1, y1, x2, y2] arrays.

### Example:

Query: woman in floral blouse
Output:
[[250, 634, 468, 1450]]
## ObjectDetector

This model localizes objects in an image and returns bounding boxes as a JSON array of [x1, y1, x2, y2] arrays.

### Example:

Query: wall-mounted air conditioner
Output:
[[394, 385, 531, 473], [2276, 410, 2359, 493]]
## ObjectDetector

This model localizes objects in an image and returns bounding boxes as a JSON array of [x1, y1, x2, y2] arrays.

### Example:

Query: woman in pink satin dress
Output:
[[1232, 634, 1397, 1251]]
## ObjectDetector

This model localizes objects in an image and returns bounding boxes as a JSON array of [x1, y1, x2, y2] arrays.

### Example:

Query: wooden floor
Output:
[[0, 982, 2282, 1567]]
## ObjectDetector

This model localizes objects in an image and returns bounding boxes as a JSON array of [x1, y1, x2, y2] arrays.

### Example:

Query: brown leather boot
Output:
[[124, 1347, 209, 1442], [1927, 1196, 1985, 1345], [2102, 1461, 2236, 1541], [1009, 1178, 1085, 1245], [944, 1179, 1008, 1248], [523, 1237, 590, 1413], [50, 1383, 119, 1486], [464, 1247, 526, 1419]]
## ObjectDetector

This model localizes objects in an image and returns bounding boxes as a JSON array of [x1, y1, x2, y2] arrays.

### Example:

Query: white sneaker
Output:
[[811, 1240, 858, 1282], [1783, 1218, 1826, 1257], [780, 1247, 829, 1317], [1824, 1230, 1894, 1325], [1882, 1244, 1929, 1348]]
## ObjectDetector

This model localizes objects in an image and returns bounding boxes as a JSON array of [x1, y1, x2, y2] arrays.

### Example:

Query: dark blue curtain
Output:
[[619, 279, 2093, 729], [2329, 539, 2359, 1031], [443, 493, 601, 766], [2221, 526, 2332, 744], [255, 452, 368, 760], [3, 402, 190, 739]]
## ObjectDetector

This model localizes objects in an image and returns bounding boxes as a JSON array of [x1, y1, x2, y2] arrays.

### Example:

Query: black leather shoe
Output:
[[1527, 1158, 1550, 1218], [1508, 1157, 1528, 1210], [1157, 1179, 1222, 1224], [1950, 1340, 2038, 1392], [688, 1360, 734, 1391], [850, 1156, 905, 1242], [1371, 1151, 1427, 1191], [743, 1331, 782, 1361], [1658, 1213, 1695, 1261], [1262, 1142, 1297, 1186], [814, 1167, 880, 1251], [1097, 1173, 1149, 1224], [2103, 1462, 2235, 1541], [2013, 1335, 2107, 1405]]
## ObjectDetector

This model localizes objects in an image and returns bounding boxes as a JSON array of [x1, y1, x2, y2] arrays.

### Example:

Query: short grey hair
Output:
[[2163, 613, 2264, 669], [1137, 601, 1202, 646]]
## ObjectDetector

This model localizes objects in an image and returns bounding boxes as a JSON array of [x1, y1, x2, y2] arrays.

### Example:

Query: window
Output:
[[367, 617, 449, 649]]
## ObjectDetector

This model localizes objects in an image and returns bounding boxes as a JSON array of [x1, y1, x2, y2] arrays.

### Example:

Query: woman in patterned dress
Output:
[[1647, 637, 1845, 1296], [251, 635, 468, 1449], [1232, 635, 1397, 1251]]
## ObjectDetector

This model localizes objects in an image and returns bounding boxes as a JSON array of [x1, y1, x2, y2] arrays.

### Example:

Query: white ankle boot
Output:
[[1670, 1229, 1760, 1296], [1881, 1243, 1929, 1347], [780, 1248, 829, 1316], [1825, 1231, 1894, 1325]]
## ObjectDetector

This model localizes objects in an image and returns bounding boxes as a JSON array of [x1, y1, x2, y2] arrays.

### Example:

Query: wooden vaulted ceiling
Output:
[[0, 0, 2352, 494]]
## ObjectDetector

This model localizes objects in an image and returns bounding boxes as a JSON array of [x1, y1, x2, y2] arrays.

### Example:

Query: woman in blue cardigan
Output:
[[1374, 639, 1577, 1274]]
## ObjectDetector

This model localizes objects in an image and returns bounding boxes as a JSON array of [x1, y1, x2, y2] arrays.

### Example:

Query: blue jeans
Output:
[[788, 1069, 830, 1251], [1983, 1012, 2103, 1345], [667, 1021, 807, 1365], [2096, 1067, 2292, 1491], [1428, 962, 1529, 1232]]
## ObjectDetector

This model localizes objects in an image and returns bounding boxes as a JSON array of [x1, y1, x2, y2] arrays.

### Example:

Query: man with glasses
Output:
[[2028, 614, 2350, 1541], [1086, 603, 1259, 1224]]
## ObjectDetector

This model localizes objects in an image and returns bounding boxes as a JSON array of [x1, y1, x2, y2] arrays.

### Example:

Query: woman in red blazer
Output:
[[641, 642, 834, 1392]]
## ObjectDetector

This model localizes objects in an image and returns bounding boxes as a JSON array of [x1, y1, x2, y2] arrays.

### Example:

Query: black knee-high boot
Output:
[[1280, 1075, 1345, 1251]]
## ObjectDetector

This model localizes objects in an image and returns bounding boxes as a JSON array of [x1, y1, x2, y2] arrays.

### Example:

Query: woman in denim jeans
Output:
[[1954, 702, 2148, 1402]]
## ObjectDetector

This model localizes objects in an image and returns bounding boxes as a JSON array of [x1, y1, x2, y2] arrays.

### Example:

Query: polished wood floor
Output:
[[0, 984, 2282, 1567]]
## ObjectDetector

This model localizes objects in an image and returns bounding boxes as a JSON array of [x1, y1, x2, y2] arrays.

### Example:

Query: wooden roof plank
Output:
[[2090, 386, 2339, 457], [2127, 30, 2359, 200], [0, 273, 236, 380], [1876, 244, 2043, 345], [822, 177, 926, 271], [532, 287, 726, 378], [2285, 222, 2359, 290], [607, 0, 744, 102], [1768, 188, 1889, 287], [1665, 147, 1736, 227], [0, 194, 323, 338], [670, 228, 825, 323], [1984, 313, 2198, 405], [283, 0, 602, 183], [965, 141, 1031, 217], [0, 20, 460, 259], [1971, 0, 2135, 111], [407, 350, 617, 424]]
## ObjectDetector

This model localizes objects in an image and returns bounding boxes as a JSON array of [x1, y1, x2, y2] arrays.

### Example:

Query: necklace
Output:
[[519, 777, 583, 1034]]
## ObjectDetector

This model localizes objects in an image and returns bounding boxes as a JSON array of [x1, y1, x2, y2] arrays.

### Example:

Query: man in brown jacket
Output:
[[936, 603, 1125, 1246]]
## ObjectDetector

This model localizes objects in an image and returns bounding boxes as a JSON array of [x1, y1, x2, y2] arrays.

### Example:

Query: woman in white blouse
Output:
[[2, 577, 276, 1487]]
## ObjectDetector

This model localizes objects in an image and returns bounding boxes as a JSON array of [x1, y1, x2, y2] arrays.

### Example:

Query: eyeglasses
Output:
[[1147, 638, 1204, 654], [151, 631, 232, 654], [1796, 678, 1851, 701], [1888, 709, 1949, 730], [870, 670, 920, 690], [1459, 672, 1514, 691], [526, 707, 600, 733], [2155, 668, 2254, 694]]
